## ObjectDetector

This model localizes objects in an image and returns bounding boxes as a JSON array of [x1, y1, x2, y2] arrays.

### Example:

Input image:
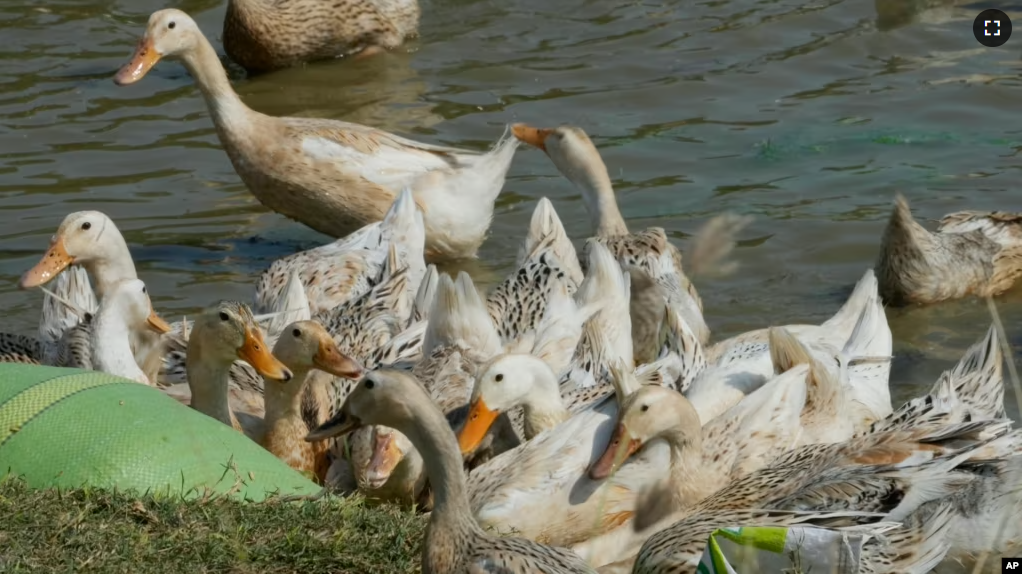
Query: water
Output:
[[0, 0, 1020, 416]]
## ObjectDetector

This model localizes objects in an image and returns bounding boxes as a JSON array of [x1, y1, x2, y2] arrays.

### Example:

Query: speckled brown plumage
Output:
[[223, 0, 420, 74], [315, 247, 412, 414], [0, 333, 42, 365], [875, 195, 1021, 306], [54, 317, 94, 369], [584, 229, 707, 358], [487, 252, 577, 342], [486, 198, 583, 343]]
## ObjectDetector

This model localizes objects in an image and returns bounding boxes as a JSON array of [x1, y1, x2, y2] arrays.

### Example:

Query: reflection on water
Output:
[[0, 0, 1019, 424]]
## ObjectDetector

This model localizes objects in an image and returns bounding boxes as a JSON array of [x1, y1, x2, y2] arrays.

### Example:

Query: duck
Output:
[[680, 268, 892, 428], [260, 320, 364, 481], [630, 505, 957, 575], [875, 194, 1021, 305], [860, 325, 1022, 563], [577, 327, 1006, 571], [462, 355, 671, 548], [571, 359, 810, 567], [511, 123, 708, 363], [315, 242, 421, 409], [348, 271, 512, 506], [222, 0, 420, 74], [604, 416, 1010, 573], [184, 301, 292, 432], [18, 211, 167, 380], [253, 187, 426, 316], [90, 279, 173, 384], [457, 272, 602, 452], [37, 264, 98, 365], [114, 9, 520, 262], [306, 369, 597, 574], [485, 197, 585, 343], [1, 265, 96, 366], [586, 362, 811, 515]]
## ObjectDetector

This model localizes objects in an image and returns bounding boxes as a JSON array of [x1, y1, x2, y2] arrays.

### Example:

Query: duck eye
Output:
[[292, 328, 302, 338], [141, 286, 147, 294], [81, 222, 92, 231], [218, 311, 229, 322], [640, 404, 649, 412], [494, 373, 504, 382], [168, 21, 176, 29], [364, 379, 375, 390]]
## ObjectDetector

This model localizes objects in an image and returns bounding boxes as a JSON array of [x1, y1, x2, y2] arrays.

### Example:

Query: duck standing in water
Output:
[[114, 9, 519, 262]]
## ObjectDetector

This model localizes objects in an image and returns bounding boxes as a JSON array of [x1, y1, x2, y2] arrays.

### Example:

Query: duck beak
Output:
[[511, 123, 554, 152], [306, 407, 360, 442], [20, 236, 73, 289], [364, 429, 403, 490], [114, 36, 160, 86], [457, 398, 499, 455], [589, 423, 642, 480], [313, 338, 364, 379], [238, 327, 292, 382], [146, 308, 173, 334]]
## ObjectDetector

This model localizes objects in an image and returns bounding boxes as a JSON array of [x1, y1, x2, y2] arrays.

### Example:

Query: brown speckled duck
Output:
[[223, 0, 420, 74], [114, 9, 518, 262], [308, 369, 596, 574], [875, 194, 1021, 305]]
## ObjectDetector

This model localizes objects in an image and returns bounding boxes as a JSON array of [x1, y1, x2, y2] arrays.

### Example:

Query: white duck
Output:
[[90, 279, 172, 384]]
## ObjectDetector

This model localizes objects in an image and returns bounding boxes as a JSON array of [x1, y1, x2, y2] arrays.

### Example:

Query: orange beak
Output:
[[146, 308, 172, 334], [363, 429, 403, 490], [113, 36, 161, 86], [237, 327, 292, 381], [589, 423, 642, 480], [457, 398, 499, 455], [20, 236, 73, 289], [511, 123, 554, 152], [313, 338, 364, 380]]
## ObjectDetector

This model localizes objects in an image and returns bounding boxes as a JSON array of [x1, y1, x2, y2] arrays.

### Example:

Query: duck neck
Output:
[[179, 35, 251, 134], [92, 310, 142, 381], [569, 156, 629, 237], [185, 339, 235, 427], [263, 367, 311, 425], [517, 359, 571, 438], [404, 402, 484, 569], [87, 237, 137, 301], [662, 427, 714, 511]]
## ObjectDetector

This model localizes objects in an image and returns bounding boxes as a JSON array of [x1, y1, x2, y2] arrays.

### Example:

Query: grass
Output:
[[0, 477, 426, 573]]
